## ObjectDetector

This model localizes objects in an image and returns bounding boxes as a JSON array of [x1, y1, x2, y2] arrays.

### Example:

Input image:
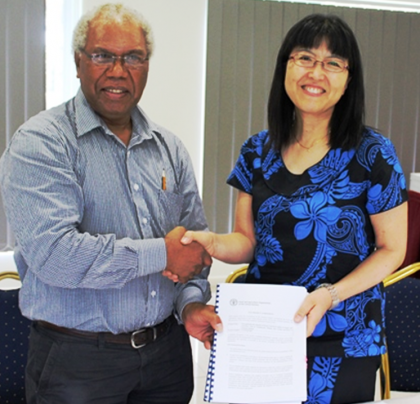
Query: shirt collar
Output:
[[73, 88, 159, 144], [73, 89, 103, 137]]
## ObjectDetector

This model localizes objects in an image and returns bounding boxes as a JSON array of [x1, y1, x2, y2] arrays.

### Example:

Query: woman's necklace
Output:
[[295, 135, 330, 151]]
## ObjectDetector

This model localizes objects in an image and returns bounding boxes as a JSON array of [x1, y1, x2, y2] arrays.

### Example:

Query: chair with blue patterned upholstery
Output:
[[380, 262, 420, 399], [0, 271, 31, 404]]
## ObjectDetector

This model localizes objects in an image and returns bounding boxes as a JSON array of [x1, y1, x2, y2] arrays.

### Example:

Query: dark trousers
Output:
[[25, 320, 194, 404]]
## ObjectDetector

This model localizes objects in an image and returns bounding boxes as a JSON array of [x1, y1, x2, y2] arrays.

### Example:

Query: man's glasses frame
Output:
[[80, 48, 149, 69]]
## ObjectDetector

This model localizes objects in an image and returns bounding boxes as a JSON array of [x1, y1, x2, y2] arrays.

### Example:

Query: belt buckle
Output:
[[130, 327, 157, 349]]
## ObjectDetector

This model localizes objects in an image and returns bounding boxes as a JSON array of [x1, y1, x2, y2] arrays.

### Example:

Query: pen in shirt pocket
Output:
[[162, 169, 166, 191]]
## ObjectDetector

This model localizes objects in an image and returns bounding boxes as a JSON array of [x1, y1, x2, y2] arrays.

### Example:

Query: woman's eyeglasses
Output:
[[289, 52, 349, 73]]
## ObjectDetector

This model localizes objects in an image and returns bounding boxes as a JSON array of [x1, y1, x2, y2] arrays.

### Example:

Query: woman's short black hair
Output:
[[267, 14, 365, 151]]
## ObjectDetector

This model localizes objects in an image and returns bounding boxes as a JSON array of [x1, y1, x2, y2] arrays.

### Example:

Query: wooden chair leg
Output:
[[380, 350, 391, 400]]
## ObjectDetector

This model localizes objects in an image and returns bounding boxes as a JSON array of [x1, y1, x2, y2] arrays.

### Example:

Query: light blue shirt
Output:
[[0, 89, 211, 333]]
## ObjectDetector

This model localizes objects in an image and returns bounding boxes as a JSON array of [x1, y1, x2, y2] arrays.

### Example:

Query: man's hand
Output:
[[182, 302, 222, 350], [163, 226, 212, 283]]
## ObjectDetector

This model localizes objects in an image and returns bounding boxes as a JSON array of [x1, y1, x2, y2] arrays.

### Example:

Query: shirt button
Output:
[[151, 291, 157, 298], [133, 183, 139, 191], [142, 218, 148, 224]]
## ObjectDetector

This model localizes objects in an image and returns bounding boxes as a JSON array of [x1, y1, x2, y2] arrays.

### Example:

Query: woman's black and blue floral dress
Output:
[[227, 128, 407, 403]]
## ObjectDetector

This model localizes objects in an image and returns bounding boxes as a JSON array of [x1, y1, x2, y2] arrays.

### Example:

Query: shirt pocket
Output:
[[158, 190, 184, 232]]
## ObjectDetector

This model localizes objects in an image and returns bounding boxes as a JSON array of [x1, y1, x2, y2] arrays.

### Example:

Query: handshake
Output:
[[164, 224, 253, 283], [163, 226, 212, 284]]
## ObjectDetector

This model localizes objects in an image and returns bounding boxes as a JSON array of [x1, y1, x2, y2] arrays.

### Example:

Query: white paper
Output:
[[204, 283, 308, 404]]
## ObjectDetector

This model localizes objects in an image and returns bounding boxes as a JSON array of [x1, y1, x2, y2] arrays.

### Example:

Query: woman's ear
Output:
[[343, 76, 351, 94]]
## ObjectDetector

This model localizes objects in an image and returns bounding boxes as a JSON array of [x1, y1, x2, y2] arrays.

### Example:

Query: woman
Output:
[[181, 14, 408, 404]]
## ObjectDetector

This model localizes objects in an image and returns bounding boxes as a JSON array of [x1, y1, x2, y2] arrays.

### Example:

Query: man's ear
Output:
[[74, 52, 81, 79]]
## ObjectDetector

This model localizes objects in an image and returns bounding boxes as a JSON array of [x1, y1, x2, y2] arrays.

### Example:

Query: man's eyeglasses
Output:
[[289, 52, 349, 73], [80, 49, 149, 69]]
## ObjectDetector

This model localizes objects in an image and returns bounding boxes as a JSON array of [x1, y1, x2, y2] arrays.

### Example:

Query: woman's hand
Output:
[[181, 230, 218, 256], [294, 287, 333, 337], [181, 191, 256, 264]]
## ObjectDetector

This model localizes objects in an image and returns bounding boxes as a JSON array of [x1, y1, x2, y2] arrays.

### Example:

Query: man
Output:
[[0, 4, 220, 404]]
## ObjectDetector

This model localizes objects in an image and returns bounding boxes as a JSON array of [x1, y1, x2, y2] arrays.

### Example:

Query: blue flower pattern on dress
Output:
[[254, 224, 283, 269], [227, 128, 407, 358], [343, 320, 386, 357], [305, 357, 342, 404], [312, 302, 347, 337], [327, 206, 369, 260], [290, 192, 341, 243]]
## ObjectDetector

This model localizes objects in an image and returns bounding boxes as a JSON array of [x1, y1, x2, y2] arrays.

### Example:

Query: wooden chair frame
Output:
[[0, 271, 20, 282], [225, 266, 248, 283]]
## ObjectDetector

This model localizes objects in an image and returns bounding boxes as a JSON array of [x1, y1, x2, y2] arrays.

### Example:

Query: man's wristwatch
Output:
[[316, 283, 340, 310]]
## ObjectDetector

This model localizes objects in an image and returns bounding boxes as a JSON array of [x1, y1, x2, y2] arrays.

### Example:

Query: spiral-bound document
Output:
[[204, 283, 308, 404]]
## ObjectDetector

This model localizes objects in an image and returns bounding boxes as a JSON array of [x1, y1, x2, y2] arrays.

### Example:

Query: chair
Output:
[[400, 191, 420, 278], [0, 271, 31, 404], [225, 266, 248, 283], [380, 262, 420, 399]]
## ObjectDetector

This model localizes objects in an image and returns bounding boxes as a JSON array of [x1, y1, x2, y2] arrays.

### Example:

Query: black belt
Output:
[[37, 315, 174, 349]]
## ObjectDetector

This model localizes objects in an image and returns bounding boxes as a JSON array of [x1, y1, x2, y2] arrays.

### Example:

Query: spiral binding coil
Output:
[[203, 284, 221, 402]]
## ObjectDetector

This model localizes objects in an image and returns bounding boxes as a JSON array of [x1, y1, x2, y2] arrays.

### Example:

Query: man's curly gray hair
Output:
[[72, 3, 154, 57]]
